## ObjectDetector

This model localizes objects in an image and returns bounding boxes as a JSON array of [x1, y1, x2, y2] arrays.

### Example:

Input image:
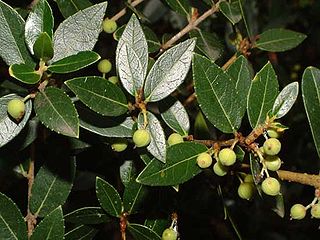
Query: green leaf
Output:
[[123, 178, 148, 215], [51, 2, 107, 62], [137, 111, 166, 163], [272, 194, 285, 218], [127, 223, 161, 240], [247, 62, 279, 128], [48, 51, 100, 73], [164, 0, 191, 17], [238, 0, 252, 39], [65, 76, 128, 117], [8, 64, 41, 84], [249, 153, 263, 197], [271, 82, 299, 119], [144, 38, 196, 102], [159, 97, 190, 136], [30, 158, 76, 217], [193, 54, 251, 133], [116, 14, 148, 96], [0, 192, 27, 240], [136, 142, 207, 186], [219, 0, 242, 25], [25, 0, 54, 55], [65, 225, 98, 240], [30, 206, 64, 240], [120, 160, 136, 188], [255, 28, 307, 52], [302, 67, 320, 159], [64, 207, 110, 224], [144, 219, 170, 237], [189, 29, 224, 62], [0, 94, 32, 148], [96, 177, 123, 218], [33, 32, 54, 61], [34, 87, 79, 137], [0, 1, 34, 66], [55, 0, 92, 19]]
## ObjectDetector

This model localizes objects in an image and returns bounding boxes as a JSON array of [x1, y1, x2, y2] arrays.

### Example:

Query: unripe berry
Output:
[[161, 228, 177, 240], [111, 138, 128, 152], [264, 156, 282, 171], [290, 204, 306, 220], [267, 129, 280, 138], [218, 148, 236, 166], [238, 182, 255, 200], [133, 129, 151, 147], [108, 76, 119, 84], [261, 177, 281, 196], [263, 138, 281, 156], [7, 98, 25, 121], [167, 133, 184, 146], [196, 152, 212, 168], [102, 18, 117, 34], [213, 162, 228, 176], [244, 174, 254, 183], [98, 59, 112, 74], [311, 203, 320, 219]]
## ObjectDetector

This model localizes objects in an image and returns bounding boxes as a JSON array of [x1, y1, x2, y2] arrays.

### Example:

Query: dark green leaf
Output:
[[0, 192, 27, 240], [65, 225, 98, 240], [123, 178, 148, 215], [256, 28, 307, 52], [65, 76, 128, 117], [272, 194, 285, 218], [238, 0, 252, 39], [144, 219, 170, 237], [51, 2, 107, 62], [48, 51, 100, 73], [55, 0, 92, 18], [219, 0, 242, 25], [96, 177, 123, 217], [9, 64, 41, 84], [30, 206, 64, 240], [128, 223, 161, 240], [64, 207, 110, 224], [164, 0, 191, 17], [0, 94, 32, 148], [0, 1, 34, 66], [25, 0, 53, 54], [120, 160, 136, 187], [34, 87, 79, 137], [30, 158, 76, 217], [116, 14, 148, 96], [302, 67, 320, 159], [137, 111, 166, 163], [271, 81, 299, 119], [144, 38, 196, 102], [249, 153, 263, 196], [33, 32, 54, 61], [247, 62, 279, 128], [136, 142, 207, 186]]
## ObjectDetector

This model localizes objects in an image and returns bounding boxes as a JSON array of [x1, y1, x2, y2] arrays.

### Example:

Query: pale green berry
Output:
[[98, 59, 112, 74], [290, 204, 306, 220], [133, 129, 151, 147], [267, 129, 280, 138], [161, 228, 177, 240], [244, 174, 254, 183], [167, 133, 184, 146], [196, 152, 212, 168], [261, 177, 281, 196], [213, 162, 228, 176], [111, 138, 128, 152], [263, 138, 281, 156], [264, 155, 282, 171], [108, 76, 119, 84], [7, 98, 25, 121], [238, 182, 255, 200], [218, 148, 236, 166], [102, 18, 117, 33], [311, 203, 320, 219]]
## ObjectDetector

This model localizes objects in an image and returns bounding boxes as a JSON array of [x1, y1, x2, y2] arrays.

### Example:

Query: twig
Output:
[[111, 0, 146, 21]]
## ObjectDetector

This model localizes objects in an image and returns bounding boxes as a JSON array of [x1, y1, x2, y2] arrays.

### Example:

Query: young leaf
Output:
[[55, 0, 92, 18], [33, 32, 54, 61], [164, 0, 191, 17], [0, 192, 27, 240], [0, 0, 34, 66], [9, 64, 41, 84], [48, 51, 100, 73], [116, 14, 148, 96], [219, 0, 242, 25], [25, 0, 54, 54], [136, 142, 207, 186], [144, 38, 196, 102], [65, 76, 128, 117], [64, 207, 110, 224], [271, 81, 299, 119], [34, 87, 79, 137], [127, 223, 161, 240], [247, 62, 279, 128], [65, 225, 98, 240], [96, 177, 123, 218], [30, 206, 64, 240], [30, 158, 76, 217], [123, 178, 148, 215], [302, 67, 320, 159], [51, 2, 107, 62], [0, 94, 32, 148], [137, 111, 166, 163], [255, 28, 307, 52], [159, 97, 190, 136]]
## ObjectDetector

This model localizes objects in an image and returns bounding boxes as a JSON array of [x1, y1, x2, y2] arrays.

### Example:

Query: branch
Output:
[[277, 170, 320, 189], [111, 0, 146, 21]]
